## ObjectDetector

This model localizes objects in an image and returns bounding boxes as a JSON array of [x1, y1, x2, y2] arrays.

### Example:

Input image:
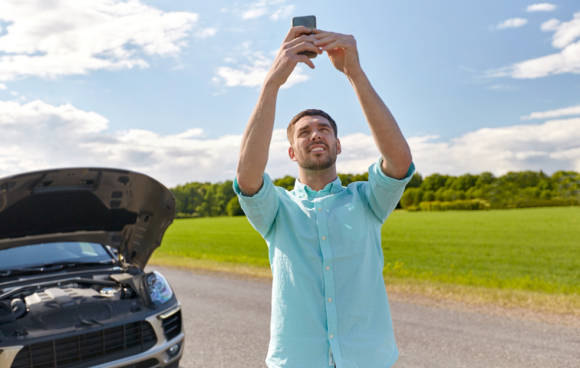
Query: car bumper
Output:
[[0, 305, 184, 368]]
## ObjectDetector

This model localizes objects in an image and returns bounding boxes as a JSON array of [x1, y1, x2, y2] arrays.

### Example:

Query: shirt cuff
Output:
[[233, 173, 273, 199], [372, 158, 415, 184]]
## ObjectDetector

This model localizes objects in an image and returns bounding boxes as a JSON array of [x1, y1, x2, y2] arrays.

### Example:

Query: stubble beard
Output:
[[298, 149, 337, 171]]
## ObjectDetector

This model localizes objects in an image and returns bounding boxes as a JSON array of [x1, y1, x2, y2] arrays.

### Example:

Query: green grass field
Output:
[[152, 207, 580, 313]]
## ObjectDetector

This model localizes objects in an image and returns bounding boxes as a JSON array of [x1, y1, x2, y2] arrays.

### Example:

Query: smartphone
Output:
[[292, 15, 317, 58]]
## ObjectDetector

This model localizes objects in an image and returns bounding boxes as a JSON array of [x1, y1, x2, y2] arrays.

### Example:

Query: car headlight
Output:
[[145, 271, 173, 305]]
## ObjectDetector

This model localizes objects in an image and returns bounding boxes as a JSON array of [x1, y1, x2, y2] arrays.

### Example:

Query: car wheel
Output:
[[166, 360, 180, 368]]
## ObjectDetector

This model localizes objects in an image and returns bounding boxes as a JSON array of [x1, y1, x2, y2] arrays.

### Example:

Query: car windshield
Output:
[[0, 242, 113, 271]]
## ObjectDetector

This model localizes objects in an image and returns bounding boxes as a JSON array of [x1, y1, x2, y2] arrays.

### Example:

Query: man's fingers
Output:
[[313, 34, 355, 50], [284, 35, 321, 57], [311, 29, 330, 37], [313, 34, 338, 47], [283, 34, 317, 49], [321, 40, 345, 51], [312, 31, 341, 41], [288, 41, 321, 58], [284, 26, 314, 42], [297, 55, 315, 69], [320, 36, 355, 51]]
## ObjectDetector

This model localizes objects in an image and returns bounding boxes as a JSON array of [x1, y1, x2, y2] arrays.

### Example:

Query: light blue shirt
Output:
[[234, 159, 415, 368]]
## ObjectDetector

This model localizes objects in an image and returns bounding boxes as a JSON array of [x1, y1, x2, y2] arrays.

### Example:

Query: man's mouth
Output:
[[309, 144, 327, 152]]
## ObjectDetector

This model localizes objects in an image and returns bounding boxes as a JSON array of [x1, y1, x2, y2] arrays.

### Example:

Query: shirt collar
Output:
[[294, 176, 343, 198]]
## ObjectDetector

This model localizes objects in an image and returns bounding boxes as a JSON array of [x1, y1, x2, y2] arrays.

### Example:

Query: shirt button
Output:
[[321, 236, 326, 241], [329, 334, 334, 339], [327, 297, 333, 303], [325, 266, 331, 271]]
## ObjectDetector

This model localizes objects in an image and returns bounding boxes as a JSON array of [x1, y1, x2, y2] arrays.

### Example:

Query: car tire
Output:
[[166, 360, 180, 368]]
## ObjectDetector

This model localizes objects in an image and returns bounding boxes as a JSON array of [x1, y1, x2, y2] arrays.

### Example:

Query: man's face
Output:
[[288, 115, 341, 170]]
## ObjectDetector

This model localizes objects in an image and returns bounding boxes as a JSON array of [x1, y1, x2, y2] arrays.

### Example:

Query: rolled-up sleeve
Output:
[[233, 173, 280, 237], [364, 158, 415, 222]]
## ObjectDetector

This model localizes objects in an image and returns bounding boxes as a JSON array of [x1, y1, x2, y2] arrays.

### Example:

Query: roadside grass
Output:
[[151, 207, 580, 315], [380, 208, 579, 295]]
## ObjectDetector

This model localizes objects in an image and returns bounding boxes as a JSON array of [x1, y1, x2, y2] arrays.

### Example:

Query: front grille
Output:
[[11, 320, 157, 368], [161, 310, 182, 341]]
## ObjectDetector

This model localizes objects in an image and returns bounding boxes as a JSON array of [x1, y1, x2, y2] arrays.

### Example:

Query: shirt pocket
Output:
[[329, 203, 369, 259]]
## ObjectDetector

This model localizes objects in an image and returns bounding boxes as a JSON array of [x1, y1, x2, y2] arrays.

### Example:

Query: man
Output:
[[234, 26, 414, 368]]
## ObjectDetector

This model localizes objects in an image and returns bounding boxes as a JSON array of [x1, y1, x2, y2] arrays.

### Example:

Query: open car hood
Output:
[[0, 168, 175, 268]]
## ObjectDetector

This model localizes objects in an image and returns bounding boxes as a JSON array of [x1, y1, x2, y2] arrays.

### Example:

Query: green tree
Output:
[[338, 172, 367, 185], [274, 175, 296, 190], [407, 173, 423, 188], [422, 174, 449, 192], [423, 190, 435, 201], [214, 181, 235, 215], [171, 169, 578, 217], [452, 174, 477, 191], [338, 173, 354, 186], [475, 172, 495, 187], [400, 188, 423, 208], [226, 196, 244, 216]]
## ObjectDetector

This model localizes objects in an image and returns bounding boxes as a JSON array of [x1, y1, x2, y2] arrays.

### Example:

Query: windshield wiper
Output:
[[0, 260, 116, 277]]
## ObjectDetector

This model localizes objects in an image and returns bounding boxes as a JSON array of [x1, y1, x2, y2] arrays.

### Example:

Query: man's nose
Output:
[[310, 130, 322, 141]]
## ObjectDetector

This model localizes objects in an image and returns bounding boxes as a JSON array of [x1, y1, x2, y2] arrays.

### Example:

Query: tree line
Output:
[[401, 170, 579, 210], [170, 170, 579, 217]]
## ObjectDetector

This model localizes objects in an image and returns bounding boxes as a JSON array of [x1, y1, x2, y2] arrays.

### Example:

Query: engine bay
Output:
[[0, 271, 152, 344]]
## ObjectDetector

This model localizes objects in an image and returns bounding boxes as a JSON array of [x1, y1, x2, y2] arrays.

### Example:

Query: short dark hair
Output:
[[287, 109, 337, 143]]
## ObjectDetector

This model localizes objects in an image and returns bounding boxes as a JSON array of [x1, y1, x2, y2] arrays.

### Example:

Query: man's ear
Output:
[[336, 138, 342, 155], [288, 146, 297, 161]]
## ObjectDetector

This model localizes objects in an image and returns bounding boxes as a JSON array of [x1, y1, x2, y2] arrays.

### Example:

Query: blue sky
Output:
[[0, 1, 579, 186]]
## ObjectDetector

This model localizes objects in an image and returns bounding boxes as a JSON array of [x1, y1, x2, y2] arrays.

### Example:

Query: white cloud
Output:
[[270, 5, 296, 21], [508, 41, 580, 78], [0, 100, 108, 133], [335, 118, 580, 177], [496, 18, 528, 30], [1, 100, 578, 186], [550, 12, 580, 48], [487, 84, 516, 91], [242, 8, 269, 20], [526, 3, 557, 12], [195, 27, 218, 38], [238, 0, 294, 21], [0, 0, 199, 81], [407, 118, 580, 175], [0, 83, 6, 90], [0, 99, 239, 186], [521, 104, 580, 120], [215, 63, 308, 89], [213, 44, 309, 89], [541, 18, 560, 31], [175, 128, 205, 138], [488, 12, 580, 79]]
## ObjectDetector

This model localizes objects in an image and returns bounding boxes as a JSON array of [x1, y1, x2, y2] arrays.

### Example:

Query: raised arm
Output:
[[314, 31, 412, 179], [236, 26, 321, 195]]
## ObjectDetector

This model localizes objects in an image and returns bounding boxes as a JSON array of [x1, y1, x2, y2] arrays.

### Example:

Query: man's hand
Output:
[[313, 30, 412, 178], [237, 26, 322, 195], [265, 26, 322, 88], [314, 31, 362, 78]]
